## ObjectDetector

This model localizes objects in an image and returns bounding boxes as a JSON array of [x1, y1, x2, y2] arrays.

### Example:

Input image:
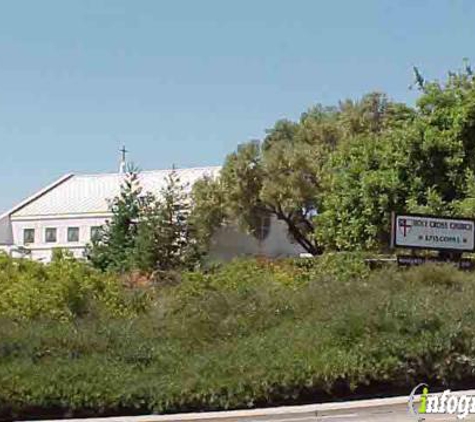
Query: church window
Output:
[[90, 226, 101, 240], [23, 228, 35, 244], [68, 227, 79, 242], [45, 228, 57, 243]]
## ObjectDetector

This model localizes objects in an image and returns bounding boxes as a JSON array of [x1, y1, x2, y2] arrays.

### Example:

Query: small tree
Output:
[[88, 166, 203, 274], [132, 170, 202, 273], [86, 165, 142, 272]]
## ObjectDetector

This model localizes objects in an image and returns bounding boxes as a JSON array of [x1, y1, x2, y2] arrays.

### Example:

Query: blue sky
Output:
[[1, 0, 474, 213]]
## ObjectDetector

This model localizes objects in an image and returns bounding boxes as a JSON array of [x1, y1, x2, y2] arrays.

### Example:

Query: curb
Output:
[[28, 389, 475, 422]]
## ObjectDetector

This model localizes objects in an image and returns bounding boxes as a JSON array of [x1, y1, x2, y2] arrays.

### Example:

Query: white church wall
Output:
[[8, 214, 304, 263], [209, 217, 304, 261], [11, 215, 109, 262], [0, 215, 13, 245]]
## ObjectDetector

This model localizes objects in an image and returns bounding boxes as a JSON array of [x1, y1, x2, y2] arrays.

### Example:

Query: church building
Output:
[[0, 156, 303, 262]]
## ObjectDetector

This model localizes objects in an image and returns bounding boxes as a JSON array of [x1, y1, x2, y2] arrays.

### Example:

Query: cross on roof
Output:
[[118, 145, 129, 174], [119, 145, 128, 162]]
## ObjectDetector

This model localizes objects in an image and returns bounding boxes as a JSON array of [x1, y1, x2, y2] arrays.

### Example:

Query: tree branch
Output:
[[279, 212, 322, 255]]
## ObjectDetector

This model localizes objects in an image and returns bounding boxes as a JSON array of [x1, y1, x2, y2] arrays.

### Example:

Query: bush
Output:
[[1, 255, 475, 419], [291, 251, 372, 282], [0, 252, 151, 321]]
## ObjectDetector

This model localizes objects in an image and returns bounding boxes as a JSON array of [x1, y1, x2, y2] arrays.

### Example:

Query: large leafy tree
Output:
[[317, 67, 475, 250], [338, 92, 414, 136], [189, 174, 227, 252], [191, 107, 341, 255], [406, 69, 475, 215], [190, 95, 413, 255], [315, 131, 412, 250], [191, 138, 324, 255]]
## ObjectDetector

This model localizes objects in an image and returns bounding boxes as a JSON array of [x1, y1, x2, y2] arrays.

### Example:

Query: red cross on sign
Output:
[[399, 218, 412, 237]]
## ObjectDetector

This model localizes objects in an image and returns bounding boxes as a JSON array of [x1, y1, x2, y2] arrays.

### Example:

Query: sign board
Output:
[[392, 214, 475, 252]]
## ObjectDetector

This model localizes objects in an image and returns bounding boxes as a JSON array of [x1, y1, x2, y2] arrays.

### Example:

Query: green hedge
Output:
[[1, 254, 475, 419]]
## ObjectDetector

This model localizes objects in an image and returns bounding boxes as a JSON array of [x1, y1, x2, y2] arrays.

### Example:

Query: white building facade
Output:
[[0, 167, 303, 262]]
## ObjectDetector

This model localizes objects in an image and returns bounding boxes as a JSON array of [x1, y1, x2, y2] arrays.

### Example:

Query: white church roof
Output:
[[9, 167, 221, 218]]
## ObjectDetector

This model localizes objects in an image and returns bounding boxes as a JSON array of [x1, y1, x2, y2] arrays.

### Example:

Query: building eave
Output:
[[10, 211, 113, 222], [0, 174, 75, 221]]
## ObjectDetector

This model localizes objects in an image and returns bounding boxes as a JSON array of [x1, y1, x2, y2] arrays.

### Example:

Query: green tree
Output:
[[315, 131, 412, 250], [196, 96, 416, 255], [338, 92, 415, 137], [218, 138, 324, 254], [192, 107, 341, 255], [317, 67, 475, 250], [86, 165, 142, 271], [133, 170, 202, 273], [188, 174, 227, 252], [406, 69, 475, 215]]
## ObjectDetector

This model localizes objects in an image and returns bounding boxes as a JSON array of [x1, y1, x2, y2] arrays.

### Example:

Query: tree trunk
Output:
[[278, 213, 322, 255]]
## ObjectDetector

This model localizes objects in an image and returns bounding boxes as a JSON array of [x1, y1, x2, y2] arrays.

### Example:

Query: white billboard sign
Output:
[[393, 214, 475, 251]]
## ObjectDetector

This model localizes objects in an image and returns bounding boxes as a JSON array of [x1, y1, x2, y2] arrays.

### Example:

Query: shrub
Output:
[[0, 252, 151, 321], [2, 255, 475, 419], [311, 251, 372, 281]]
